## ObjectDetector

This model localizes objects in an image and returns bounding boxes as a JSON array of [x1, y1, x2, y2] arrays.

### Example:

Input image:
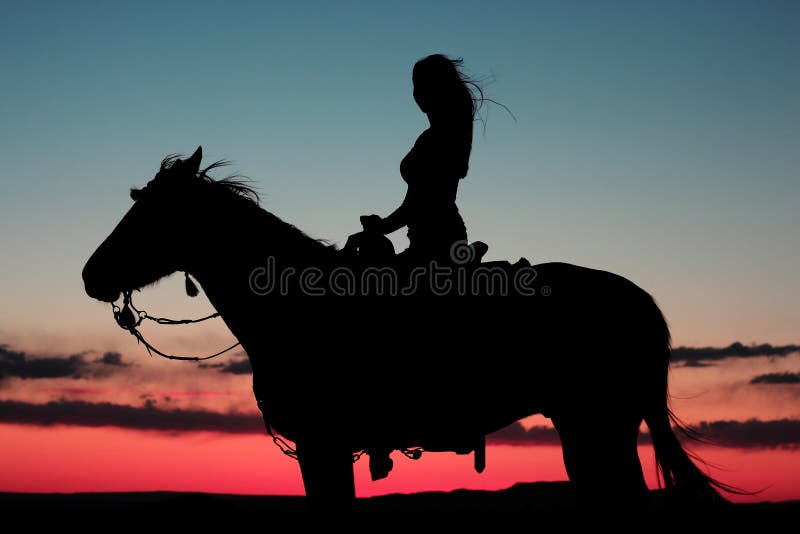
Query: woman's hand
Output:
[[360, 214, 383, 233]]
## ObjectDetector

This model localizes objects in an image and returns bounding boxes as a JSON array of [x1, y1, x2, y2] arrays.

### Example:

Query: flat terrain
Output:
[[2, 482, 796, 533]]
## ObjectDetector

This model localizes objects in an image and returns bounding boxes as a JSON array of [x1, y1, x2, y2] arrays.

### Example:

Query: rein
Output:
[[112, 289, 240, 361]]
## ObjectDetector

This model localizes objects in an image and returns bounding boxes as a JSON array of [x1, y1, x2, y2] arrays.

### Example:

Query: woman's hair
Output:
[[413, 54, 485, 122]]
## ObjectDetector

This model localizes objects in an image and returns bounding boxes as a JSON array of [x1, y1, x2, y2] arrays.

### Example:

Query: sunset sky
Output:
[[1, 2, 798, 503]]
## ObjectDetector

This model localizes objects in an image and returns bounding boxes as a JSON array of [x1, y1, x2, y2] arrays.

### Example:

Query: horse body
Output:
[[190, 246, 656, 439], [176, 226, 668, 509], [82, 147, 731, 515]]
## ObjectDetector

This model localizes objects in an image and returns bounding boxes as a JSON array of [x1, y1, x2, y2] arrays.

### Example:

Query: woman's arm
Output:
[[361, 188, 411, 235], [379, 187, 413, 234]]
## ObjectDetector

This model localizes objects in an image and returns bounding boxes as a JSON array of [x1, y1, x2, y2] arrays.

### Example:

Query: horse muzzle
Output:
[[82, 261, 121, 303]]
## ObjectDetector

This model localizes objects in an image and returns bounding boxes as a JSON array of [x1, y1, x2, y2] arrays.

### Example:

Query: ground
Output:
[[2, 482, 796, 533]]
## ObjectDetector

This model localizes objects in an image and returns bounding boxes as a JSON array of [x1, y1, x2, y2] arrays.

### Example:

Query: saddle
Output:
[[343, 229, 490, 268]]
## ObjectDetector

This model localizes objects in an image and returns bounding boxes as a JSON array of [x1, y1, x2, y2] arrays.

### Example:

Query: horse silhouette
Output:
[[82, 147, 736, 517]]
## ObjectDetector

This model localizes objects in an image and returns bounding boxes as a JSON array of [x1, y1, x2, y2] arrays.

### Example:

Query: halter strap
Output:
[[112, 290, 240, 361]]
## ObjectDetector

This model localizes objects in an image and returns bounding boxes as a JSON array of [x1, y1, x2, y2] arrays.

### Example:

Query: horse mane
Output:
[[127, 153, 339, 263], [159, 154, 261, 204], [159, 154, 339, 258]]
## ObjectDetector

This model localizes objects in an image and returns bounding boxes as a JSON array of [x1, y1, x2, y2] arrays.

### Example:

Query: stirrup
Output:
[[367, 449, 394, 481], [474, 435, 486, 473]]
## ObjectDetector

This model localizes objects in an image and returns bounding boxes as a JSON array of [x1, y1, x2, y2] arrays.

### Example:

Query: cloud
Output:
[[198, 363, 225, 370], [488, 419, 800, 450], [198, 353, 252, 375], [95, 351, 128, 367], [488, 422, 561, 445], [2, 399, 796, 450], [671, 342, 800, 366], [39, 387, 243, 399], [8, 341, 795, 382], [692, 419, 800, 449], [681, 361, 715, 368], [0, 345, 89, 380], [0, 345, 133, 382], [750, 372, 800, 385], [0, 399, 263, 434], [219, 359, 252, 375]]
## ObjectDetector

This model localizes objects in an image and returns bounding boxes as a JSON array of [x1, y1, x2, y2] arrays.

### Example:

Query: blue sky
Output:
[[1, 1, 798, 350]]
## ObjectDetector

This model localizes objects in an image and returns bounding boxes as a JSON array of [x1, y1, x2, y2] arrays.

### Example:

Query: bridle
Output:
[[112, 288, 240, 361]]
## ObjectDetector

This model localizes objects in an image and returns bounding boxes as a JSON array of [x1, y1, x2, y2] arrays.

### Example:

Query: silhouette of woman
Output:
[[358, 54, 482, 264]]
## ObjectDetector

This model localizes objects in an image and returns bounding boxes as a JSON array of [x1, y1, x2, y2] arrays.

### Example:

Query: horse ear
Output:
[[185, 146, 202, 175]]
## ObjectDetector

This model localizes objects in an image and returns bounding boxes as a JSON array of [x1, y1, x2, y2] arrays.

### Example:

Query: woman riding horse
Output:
[[351, 54, 479, 264]]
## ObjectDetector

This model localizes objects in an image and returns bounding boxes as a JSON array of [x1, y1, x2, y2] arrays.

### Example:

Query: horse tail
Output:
[[643, 306, 742, 502]]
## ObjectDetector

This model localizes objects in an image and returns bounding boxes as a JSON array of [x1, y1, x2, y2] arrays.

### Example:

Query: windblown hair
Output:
[[413, 54, 514, 126], [414, 54, 484, 121]]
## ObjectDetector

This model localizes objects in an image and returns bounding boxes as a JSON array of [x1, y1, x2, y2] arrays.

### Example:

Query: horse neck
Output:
[[186, 199, 337, 352]]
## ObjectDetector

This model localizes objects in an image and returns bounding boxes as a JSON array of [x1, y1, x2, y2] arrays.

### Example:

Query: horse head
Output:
[[82, 146, 210, 302]]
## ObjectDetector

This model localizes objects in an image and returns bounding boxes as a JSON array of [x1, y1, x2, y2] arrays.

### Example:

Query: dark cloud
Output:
[[198, 363, 225, 369], [692, 419, 800, 449], [681, 361, 715, 368], [220, 359, 252, 375], [0, 345, 134, 382], [0, 399, 264, 434], [0, 345, 89, 380], [198, 357, 251, 375], [672, 342, 800, 366], [95, 351, 129, 367], [750, 372, 800, 385], [488, 422, 561, 446], [489, 419, 800, 450], [4, 398, 795, 450]]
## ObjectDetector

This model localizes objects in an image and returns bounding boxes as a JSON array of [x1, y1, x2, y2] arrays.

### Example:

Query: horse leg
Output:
[[553, 414, 648, 525], [552, 415, 581, 483], [296, 440, 355, 515]]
